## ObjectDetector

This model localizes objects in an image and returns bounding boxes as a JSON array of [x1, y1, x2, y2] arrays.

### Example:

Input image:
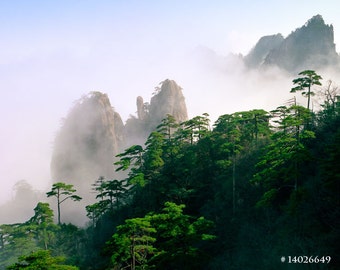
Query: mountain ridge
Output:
[[244, 14, 340, 73]]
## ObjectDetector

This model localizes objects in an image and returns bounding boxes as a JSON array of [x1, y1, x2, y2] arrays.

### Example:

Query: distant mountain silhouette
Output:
[[245, 34, 284, 68], [245, 15, 340, 72]]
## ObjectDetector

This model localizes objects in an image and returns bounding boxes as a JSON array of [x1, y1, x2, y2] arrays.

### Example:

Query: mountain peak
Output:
[[149, 79, 188, 125], [244, 34, 284, 68], [305, 14, 325, 27], [124, 79, 188, 146], [245, 15, 339, 73]]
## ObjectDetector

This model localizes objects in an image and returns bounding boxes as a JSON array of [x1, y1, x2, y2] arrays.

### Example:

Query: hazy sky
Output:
[[1, 0, 339, 205]]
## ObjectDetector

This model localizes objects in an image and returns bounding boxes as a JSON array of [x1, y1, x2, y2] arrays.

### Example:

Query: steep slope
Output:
[[149, 79, 188, 125], [245, 15, 339, 73], [244, 34, 284, 68], [51, 92, 123, 185], [50, 80, 188, 224], [50, 92, 124, 224], [124, 79, 188, 146]]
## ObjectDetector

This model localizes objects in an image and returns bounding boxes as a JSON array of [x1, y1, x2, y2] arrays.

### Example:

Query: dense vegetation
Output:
[[1, 71, 339, 269]]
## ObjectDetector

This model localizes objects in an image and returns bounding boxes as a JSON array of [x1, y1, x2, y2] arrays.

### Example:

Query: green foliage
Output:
[[46, 182, 82, 203], [144, 131, 165, 171], [29, 202, 57, 250], [253, 104, 316, 207], [85, 202, 106, 226], [108, 202, 215, 269], [7, 250, 78, 270], [0, 201, 86, 269], [115, 145, 144, 172], [87, 177, 128, 222], [46, 182, 82, 225], [2, 72, 340, 269], [291, 69, 322, 110], [0, 223, 37, 269], [114, 145, 146, 191], [52, 224, 85, 266], [255, 188, 278, 208], [109, 217, 157, 269], [156, 114, 179, 140]]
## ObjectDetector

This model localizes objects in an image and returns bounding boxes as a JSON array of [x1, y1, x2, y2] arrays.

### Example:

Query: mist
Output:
[[1, 1, 339, 225], [2, 47, 337, 225]]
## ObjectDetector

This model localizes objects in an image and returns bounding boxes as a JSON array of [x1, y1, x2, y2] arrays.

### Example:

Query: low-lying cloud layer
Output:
[[1, 43, 338, 225], [1, 5, 339, 225]]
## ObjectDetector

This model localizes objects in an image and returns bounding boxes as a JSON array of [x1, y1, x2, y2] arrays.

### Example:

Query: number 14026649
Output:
[[285, 256, 331, 264]]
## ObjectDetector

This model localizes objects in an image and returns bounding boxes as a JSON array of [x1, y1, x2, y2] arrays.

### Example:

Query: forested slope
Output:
[[1, 71, 339, 269]]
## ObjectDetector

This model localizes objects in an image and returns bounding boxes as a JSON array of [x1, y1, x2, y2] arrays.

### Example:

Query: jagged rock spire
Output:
[[245, 14, 339, 72]]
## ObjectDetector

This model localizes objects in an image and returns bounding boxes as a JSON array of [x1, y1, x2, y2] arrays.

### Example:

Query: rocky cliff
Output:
[[124, 79, 188, 146], [50, 92, 124, 224], [51, 91, 124, 184], [245, 15, 340, 72], [50, 80, 188, 224], [244, 34, 284, 68], [149, 79, 188, 124]]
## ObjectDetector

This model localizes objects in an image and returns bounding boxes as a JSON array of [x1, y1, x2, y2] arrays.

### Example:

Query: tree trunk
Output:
[[57, 198, 61, 225]]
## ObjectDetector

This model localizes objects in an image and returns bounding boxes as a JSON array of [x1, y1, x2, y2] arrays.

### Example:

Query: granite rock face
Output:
[[50, 92, 123, 220], [50, 80, 188, 224], [51, 91, 123, 184], [245, 15, 339, 73], [244, 34, 284, 68], [149, 79, 188, 124], [124, 79, 188, 146]]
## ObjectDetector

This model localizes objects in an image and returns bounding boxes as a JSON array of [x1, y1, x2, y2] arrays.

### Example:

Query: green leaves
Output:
[[291, 70, 322, 92], [253, 104, 316, 207], [213, 109, 270, 149], [46, 182, 82, 225], [108, 202, 215, 269], [144, 131, 165, 170], [29, 203, 57, 250], [255, 189, 278, 208], [291, 70, 322, 110], [115, 145, 146, 190], [156, 114, 179, 140], [109, 217, 157, 269], [7, 250, 79, 270], [30, 202, 54, 225], [0, 201, 83, 269], [115, 145, 144, 171], [86, 178, 128, 224], [47, 182, 82, 203]]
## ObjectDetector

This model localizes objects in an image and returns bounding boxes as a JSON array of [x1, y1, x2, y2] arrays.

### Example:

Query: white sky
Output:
[[1, 0, 339, 204]]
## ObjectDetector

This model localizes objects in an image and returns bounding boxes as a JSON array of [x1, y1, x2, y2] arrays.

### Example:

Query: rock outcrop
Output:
[[51, 92, 123, 186], [149, 79, 188, 124], [124, 79, 188, 146], [50, 92, 124, 224], [244, 34, 284, 68], [245, 15, 340, 73], [50, 80, 188, 224]]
